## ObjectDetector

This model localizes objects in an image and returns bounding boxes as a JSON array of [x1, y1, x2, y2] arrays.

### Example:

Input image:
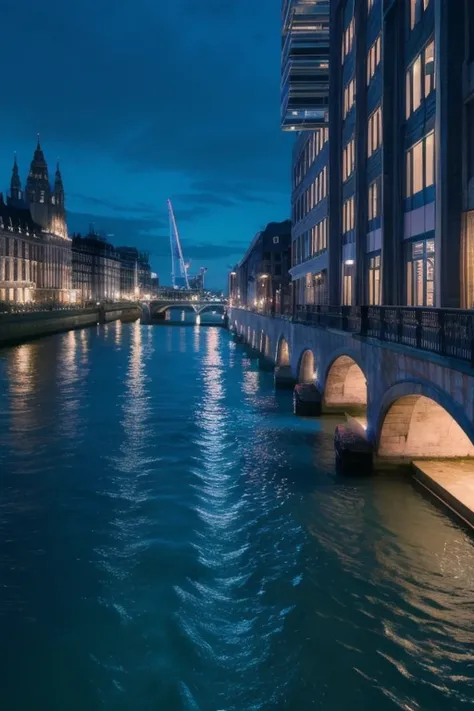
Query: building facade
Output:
[[229, 220, 292, 315], [285, 0, 474, 310], [0, 140, 72, 305], [72, 233, 121, 303], [116, 246, 152, 299]]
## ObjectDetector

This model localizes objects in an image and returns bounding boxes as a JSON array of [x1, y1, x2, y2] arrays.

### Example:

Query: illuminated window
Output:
[[410, 0, 431, 30], [342, 138, 355, 181], [343, 77, 356, 119], [368, 180, 379, 220], [342, 196, 355, 233], [406, 40, 435, 119], [368, 0, 375, 12], [406, 238, 435, 306], [342, 17, 355, 62], [367, 35, 381, 85], [424, 41, 435, 97], [368, 254, 381, 305], [368, 106, 382, 157], [405, 131, 435, 197], [342, 262, 354, 305]]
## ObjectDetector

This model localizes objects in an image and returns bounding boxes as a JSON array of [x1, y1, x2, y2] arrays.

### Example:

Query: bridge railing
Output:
[[290, 305, 474, 366]]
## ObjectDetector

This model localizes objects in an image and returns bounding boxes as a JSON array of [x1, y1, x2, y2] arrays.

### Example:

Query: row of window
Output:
[[368, 106, 382, 157], [406, 40, 435, 119], [293, 128, 329, 188], [342, 240, 434, 307], [367, 35, 381, 85], [293, 166, 328, 223], [342, 17, 355, 61], [342, 196, 355, 234], [410, 0, 431, 31], [296, 237, 436, 308], [406, 130, 434, 197], [292, 218, 329, 266], [343, 77, 356, 119], [342, 138, 355, 181]]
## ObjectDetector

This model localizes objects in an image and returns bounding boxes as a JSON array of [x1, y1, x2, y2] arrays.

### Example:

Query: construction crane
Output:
[[167, 199, 190, 289]]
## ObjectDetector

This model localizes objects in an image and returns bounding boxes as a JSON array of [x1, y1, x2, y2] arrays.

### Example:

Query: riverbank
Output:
[[0, 303, 140, 347]]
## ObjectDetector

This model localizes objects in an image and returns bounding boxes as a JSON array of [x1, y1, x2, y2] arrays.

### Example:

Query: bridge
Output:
[[230, 305, 474, 527], [147, 296, 227, 320]]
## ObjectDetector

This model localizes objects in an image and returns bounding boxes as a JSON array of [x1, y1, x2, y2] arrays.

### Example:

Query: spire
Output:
[[10, 152, 22, 203], [54, 159, 63, 189]]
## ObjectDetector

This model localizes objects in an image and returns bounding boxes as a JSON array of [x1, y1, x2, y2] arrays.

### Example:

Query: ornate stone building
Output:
[[0, 139, 72, 304]]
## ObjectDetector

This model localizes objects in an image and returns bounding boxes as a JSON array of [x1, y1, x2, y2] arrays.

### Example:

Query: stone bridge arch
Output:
[[297, 349, 316, 384], [323, 353, 367, 411], [197, 303, 226, 315], [276, 336, 290, 367], [375, 381, 474, 459], [152, 302, 198, 315]]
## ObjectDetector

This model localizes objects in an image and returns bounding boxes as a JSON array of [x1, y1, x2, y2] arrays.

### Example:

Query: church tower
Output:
[[10, 153, 23, 205], [50, 160, 68, 238], [53, 161, 64, 210], [26, 136, 52, 231]]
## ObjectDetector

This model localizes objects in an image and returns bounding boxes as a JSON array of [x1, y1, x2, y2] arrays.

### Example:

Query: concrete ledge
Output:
[[0, 305, 140, 346], [413, 460, 474, 529]]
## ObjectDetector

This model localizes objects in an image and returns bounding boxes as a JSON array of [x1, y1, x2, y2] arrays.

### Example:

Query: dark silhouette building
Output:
[[229, 220, 292, 315]]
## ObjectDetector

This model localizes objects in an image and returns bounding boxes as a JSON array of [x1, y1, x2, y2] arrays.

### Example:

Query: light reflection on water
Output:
[[0, 323, 474, 711]]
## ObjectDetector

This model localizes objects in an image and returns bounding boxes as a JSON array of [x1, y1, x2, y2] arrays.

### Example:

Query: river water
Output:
[[1, 321, 474, 711]]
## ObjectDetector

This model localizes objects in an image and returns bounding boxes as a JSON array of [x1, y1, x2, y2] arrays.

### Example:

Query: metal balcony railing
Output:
[[291, 305, 474, 366]]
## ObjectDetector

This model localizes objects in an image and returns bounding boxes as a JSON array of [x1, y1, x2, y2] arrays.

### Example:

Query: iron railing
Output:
[[290, 305, 474, 366]]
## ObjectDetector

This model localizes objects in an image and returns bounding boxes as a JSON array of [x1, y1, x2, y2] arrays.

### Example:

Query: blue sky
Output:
[[0, 0, 293, 289]]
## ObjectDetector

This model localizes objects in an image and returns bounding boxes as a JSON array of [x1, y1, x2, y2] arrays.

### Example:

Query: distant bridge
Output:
[[149, 298, 227, 318]]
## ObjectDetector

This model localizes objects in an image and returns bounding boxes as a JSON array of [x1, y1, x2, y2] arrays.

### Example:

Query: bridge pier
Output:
[[258, 354, 274, 371]]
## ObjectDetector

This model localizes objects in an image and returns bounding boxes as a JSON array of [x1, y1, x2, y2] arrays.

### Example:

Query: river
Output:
[[1, 321, 474, 711]]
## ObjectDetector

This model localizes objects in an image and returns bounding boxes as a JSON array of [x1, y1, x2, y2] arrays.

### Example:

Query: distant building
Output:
[[72, 232, 121, 303], [151, 272, 160, 296], [229, 220, 292, 315], [0, 138, 73, 305], [116, 246, 152, 299]]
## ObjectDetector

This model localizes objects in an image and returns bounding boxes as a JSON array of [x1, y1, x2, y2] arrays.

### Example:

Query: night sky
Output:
[[1, 0, 292, 289]]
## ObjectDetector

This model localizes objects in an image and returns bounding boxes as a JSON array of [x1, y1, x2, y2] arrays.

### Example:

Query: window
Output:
[[410, 0, 431, 30], [367, 35, 381, 85], [293, 128, 329, 188], [368, 106, 382, 157], [343, 77, 356, 119], [342, 17, 355, 62], [342, 138, 355, 181], [368, 180, 379, 220], [368, 0, 375, 12], [406, 238, 435, 306], [368, 254, 381, 305], [424, 41, 435, 97], [406, 40, 435, 118], [342, 197, 355, 233], [342, 262, 355, 305], [405, 131, 435, 196]]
